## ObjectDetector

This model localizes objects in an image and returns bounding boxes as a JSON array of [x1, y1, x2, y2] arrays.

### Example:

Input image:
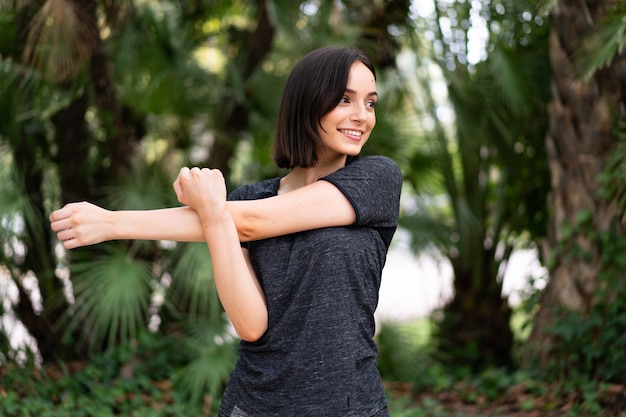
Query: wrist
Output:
[[198, 207, 230, 230], [108, 210, 123, 241]]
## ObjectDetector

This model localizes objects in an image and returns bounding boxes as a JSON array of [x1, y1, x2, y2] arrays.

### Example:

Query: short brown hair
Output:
[[272, 46, 376, 169]]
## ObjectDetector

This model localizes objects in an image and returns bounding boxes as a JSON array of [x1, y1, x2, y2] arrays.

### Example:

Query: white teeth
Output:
[[340, 129, 362, 137]]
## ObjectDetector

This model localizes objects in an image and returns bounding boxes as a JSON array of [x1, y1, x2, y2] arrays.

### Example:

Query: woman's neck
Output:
[[278, 156, 347, 194]]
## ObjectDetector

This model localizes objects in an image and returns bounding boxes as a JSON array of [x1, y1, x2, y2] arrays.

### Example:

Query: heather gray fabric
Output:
[[219, 156, 402, 417]]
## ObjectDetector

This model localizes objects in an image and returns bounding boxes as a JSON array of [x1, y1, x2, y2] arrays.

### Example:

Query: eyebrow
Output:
[[346, 88, 378, 97]]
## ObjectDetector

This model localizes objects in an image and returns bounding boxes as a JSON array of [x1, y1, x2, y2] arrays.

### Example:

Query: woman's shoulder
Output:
[[359, 155, 400, 168], [228, 177, 281, 201], [346, 155, 402, 179]]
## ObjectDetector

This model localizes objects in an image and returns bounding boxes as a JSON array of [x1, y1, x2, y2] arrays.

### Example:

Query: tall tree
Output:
[[528, 0, 626, 379], [401, 0, 552, 370]]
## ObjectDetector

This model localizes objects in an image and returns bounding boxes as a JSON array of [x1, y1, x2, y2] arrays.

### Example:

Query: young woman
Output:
[[50, 46, 402, 417]]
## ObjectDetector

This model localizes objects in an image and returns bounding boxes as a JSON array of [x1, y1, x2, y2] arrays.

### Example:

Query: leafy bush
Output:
[[0, 330, 236, 417], [542, 217, 626, 386]]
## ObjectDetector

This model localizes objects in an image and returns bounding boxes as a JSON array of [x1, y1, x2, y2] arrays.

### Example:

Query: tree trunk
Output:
[[207, 0, 274, 179], [437, 242, 514, 371], [76, 0, 140, 186], [529, 0, 626, 360]]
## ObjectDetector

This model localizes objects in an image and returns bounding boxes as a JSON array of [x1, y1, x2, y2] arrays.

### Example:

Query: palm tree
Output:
[[400, 0, 552, 370], [527, 0, 626, 381]]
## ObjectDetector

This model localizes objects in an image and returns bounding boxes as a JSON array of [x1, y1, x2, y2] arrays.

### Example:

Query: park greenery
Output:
[[1, 0, 625, 415]]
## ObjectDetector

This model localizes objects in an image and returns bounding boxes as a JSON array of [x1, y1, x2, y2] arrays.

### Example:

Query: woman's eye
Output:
[[368, 100, 377, 108], [340, 96, 350, 104]]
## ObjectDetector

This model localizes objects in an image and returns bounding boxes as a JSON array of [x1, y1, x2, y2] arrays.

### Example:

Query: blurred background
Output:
[[1, 1, 625, 415]]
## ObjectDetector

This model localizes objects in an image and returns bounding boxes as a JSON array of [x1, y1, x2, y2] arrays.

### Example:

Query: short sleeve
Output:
[[227, 178, 280, 247], [227, 178, 280, 202], [320, 156, 402, 228]]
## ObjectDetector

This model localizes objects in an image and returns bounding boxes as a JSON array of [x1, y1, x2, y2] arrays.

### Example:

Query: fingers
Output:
[[178, 166, 191, 179], [49, 202, 84, 230], [49, 204, 74, 222], [48, 202, 94, 249], [50, 217, 71, 232], [176, 166, 220, 186], [55, 227, 76, 243], [62, 238, 79, 250]]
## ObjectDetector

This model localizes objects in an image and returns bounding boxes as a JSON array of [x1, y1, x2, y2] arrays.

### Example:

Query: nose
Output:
[[351, 102, 368, 122]]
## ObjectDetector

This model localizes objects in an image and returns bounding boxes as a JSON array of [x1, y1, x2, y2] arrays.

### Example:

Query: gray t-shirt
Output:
[[219, 156, 402, 417]]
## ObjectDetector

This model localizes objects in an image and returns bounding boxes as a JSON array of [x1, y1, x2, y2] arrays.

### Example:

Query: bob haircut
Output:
[[272, 46, 376, 169]]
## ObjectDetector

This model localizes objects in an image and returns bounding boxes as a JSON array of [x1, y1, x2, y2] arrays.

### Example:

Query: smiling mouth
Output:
[[339, 129, 363, 138]]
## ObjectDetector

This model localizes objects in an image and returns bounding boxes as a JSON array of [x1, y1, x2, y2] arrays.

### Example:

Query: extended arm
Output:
[[50, 178, 355, 249]]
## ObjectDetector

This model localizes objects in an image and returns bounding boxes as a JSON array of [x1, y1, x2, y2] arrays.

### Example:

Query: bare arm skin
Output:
[[172, 167, 267, 342], [50, 204, 205, 249], [49, 176, 355, 249]]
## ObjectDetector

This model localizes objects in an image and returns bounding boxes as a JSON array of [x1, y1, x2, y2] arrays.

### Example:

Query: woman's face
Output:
[[317, 61, 377, 163]]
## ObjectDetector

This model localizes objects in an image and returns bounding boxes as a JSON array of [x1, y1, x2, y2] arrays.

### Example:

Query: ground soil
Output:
[[385, 381, 626, 417]]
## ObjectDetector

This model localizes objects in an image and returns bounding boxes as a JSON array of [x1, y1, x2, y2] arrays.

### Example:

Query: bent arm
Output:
[[50, 180, 355, 249], [230, 179, 355, 241], [203, 211, 268, 342], [174, 166, 267, 342]]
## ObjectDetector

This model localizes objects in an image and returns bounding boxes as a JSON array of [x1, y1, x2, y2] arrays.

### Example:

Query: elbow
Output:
[[232, 311, 268, 342], [236, 215, 260, 242], [229, 201, 265, 242], [236, 323, 267, 343], [237, 224, 255, 243], [239, 331, 263, 343]]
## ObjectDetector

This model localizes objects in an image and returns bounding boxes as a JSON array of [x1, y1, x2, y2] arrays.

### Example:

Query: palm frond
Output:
[[599, 130, 626, 210], [574, 10, 626, 81], [0, 58, 73, 134], [167, 242, 221, 321], [23, 0, 98, 82], [112, 2, 218, 118], [173, 318, 237, 404], [105, 157, 176, 211], [0, 59, 37, 140], [487, 41, 549, 116], [62, 245, 153, 352]]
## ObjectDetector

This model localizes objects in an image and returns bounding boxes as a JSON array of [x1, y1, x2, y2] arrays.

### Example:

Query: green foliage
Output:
[[172, 318, 237, 403], [598, 125, 626, 210], [0, 331, 236, 416], [398, 0, 551, 373], [573, 3, 626, 81], [532, 128, 626, 387], [112, 2, 219, 118], [58, 245, 153, 353], [376, 321, 427, 382], [377, 316, 626, 415], [541, 221, 626, 385]]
